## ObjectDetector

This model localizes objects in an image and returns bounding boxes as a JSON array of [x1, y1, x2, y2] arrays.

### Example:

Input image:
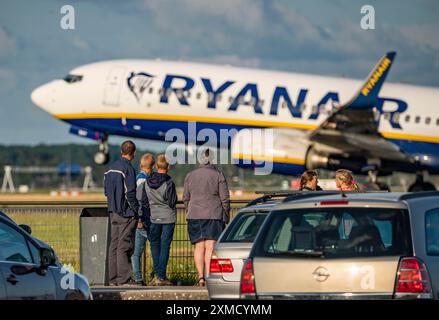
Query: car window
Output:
[[28, 241, 41, 265], [0, 221, 33, 263], [426, 208, 439, 256], [255, 207, 411, 259], [222, 212, 268, 243]]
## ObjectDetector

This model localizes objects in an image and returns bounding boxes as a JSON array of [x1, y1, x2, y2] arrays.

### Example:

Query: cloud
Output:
[[72, 36, 90, 51], [0, 26, 16, 59]]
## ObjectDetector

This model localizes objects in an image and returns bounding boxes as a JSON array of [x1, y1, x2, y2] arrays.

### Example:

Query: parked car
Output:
[[206, 192, 332, 299], [0, 210, 92, 300], [241, 191, 439, 300]]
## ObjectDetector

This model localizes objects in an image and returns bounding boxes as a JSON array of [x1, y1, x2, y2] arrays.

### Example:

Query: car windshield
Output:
[[221, 211, 268, 243], [254, 207, 411, 258]]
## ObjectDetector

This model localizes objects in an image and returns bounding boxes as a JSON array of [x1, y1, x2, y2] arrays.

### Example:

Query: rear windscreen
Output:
[[222, 212, 268, 243], [254, 207, 412, 258]]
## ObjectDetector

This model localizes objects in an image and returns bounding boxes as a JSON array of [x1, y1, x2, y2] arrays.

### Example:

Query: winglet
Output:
[[346, 51, 396, 109]]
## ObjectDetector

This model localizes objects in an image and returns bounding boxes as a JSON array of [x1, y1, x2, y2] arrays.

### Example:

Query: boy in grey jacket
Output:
[[144, 154, 177, 286]]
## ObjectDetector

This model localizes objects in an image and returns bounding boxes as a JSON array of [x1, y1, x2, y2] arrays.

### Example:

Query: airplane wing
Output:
[[309, 51, 415, 165]]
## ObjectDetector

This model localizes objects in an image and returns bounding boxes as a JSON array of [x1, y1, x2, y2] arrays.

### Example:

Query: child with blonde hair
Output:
[[335, 169, 360, 191]]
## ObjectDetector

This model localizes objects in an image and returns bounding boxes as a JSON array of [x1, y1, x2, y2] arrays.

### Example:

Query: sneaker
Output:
[[148, 276, 161, 286], [120, 279, 140, 286], [157, 278, 173, 286], [134, 280, 146, 286]]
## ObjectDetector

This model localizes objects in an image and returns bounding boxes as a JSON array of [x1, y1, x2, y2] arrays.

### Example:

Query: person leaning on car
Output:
[[104, 140, 139, 286]]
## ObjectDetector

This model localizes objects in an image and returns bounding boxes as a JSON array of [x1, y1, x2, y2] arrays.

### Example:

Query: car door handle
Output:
[[6, 275, 19, 285]]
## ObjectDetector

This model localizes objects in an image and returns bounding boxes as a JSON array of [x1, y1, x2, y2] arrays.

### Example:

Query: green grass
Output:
[[5, 206, 241, 284]]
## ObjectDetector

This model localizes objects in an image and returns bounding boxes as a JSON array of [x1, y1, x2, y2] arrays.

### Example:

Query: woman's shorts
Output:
[[187, 219, 225, 244]]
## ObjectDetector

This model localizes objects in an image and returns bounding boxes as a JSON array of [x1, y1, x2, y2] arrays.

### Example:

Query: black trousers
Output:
[[108, 213, 137, 285]]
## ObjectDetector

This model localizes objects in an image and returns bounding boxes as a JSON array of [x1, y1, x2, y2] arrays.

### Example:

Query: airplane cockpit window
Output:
[[63, 74, 83, 83]]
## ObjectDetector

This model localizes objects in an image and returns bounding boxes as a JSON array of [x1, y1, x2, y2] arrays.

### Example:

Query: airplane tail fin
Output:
[[345, 51, 396, 109]]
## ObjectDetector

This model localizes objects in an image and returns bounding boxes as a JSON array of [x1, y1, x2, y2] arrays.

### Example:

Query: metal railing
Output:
[[0, 201, 247, 284]]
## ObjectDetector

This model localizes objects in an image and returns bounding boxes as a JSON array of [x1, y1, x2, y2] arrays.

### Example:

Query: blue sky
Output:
[[0, 0, 438, 149]]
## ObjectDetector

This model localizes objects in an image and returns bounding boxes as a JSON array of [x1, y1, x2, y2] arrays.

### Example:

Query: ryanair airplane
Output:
[[31, 52, 439, 191]]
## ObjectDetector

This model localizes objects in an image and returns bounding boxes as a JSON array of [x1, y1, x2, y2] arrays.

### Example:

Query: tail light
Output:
[[240, 259, 256, 297], [210, 258, 234, 273], [394, 257, 432, 299]]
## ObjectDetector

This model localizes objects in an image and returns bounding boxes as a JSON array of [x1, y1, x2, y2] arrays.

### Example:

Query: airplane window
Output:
[[229, 96, 234, 103], [217, 94, 222, 102], [260, 99, 265, 106], [437, 118, 439, 126], [148, 87, 154, 94], [282, 101, 287, 109], [426, 117, 431, 125], [63, 74, 83, 83], [186, 91, 191, 98], [415, 116, 421, 124], [158, 88, 163, 95], [196, 92, 201, 99], [208, 92, 214, 102], [394, 113, 400, 122], [405, 115, 410, 122], [384, 113, 390, 120], [176, 89, 183, 99]]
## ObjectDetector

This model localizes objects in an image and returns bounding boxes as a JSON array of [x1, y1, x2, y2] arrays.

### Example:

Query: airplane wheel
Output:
[[94, 151, 109, 165], [408, 182, 437, 192]]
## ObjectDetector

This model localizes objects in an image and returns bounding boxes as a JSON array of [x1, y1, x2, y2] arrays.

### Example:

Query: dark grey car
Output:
[[0, 211, 91, 300]]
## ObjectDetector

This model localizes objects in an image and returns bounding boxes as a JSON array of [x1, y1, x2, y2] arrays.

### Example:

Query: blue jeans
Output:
[[131, 227, 148, 282], [149, 223, 175, 279]]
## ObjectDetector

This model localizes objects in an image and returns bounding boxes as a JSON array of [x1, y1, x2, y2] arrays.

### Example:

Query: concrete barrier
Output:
[[92, 286, 209, 300]]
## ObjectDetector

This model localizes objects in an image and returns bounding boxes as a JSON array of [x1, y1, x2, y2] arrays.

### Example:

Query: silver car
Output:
[[206, 201, 274, 299], [241, 191, 439, 300]]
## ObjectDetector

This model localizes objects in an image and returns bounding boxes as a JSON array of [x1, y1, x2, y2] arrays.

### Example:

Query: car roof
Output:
[[272, 191, 439, 211]]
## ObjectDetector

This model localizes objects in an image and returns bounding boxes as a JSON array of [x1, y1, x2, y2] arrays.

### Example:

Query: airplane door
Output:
[[103, 67, 126, 106]]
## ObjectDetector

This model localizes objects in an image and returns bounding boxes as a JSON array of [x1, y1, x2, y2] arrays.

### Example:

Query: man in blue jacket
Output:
[[104, 140, 139, 286]]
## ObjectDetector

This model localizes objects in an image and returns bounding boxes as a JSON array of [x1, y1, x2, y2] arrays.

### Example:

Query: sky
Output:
[[0, 0, 438, 149]]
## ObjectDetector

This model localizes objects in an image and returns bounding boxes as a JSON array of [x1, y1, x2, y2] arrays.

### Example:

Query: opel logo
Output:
[[312, 266, 330, 282]]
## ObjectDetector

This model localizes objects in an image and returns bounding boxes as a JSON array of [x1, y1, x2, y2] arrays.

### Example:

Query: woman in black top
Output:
[[299, 170, 322, 191]]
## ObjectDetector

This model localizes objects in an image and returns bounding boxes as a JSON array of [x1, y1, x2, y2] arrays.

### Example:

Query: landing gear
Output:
[[94, 135, 110, 165], [408, 172, 437, 192]]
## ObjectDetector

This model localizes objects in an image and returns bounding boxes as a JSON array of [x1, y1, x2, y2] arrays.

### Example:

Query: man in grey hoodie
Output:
[[144, 154, 177, 286]]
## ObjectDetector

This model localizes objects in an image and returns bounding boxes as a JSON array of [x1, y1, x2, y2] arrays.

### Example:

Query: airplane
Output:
[[31, 52, 439, 191]]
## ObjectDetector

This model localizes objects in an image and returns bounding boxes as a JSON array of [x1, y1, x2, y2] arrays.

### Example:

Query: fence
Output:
[[0, 201, 246, 284]]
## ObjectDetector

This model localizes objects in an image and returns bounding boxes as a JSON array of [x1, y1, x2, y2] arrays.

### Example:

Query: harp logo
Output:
[[127, 71, 154, 102]]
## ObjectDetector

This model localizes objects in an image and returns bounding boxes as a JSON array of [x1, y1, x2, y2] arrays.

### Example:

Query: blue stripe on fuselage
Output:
[[64, 117, 439, 174]]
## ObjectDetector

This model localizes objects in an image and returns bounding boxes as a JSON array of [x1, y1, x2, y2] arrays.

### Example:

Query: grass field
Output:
[[4, 205, 242, 285]]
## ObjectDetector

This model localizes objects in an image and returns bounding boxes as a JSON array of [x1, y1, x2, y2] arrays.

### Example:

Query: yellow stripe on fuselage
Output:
[[232, 153, 306, 165], [55, 113, 439, 145], [55, 113, 317, 130]]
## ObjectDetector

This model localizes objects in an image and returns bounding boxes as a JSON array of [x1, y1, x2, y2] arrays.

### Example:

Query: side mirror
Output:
[[19, 224, 32, 235], [40, 248, 56, 270], [11, 264, 35, 275]]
